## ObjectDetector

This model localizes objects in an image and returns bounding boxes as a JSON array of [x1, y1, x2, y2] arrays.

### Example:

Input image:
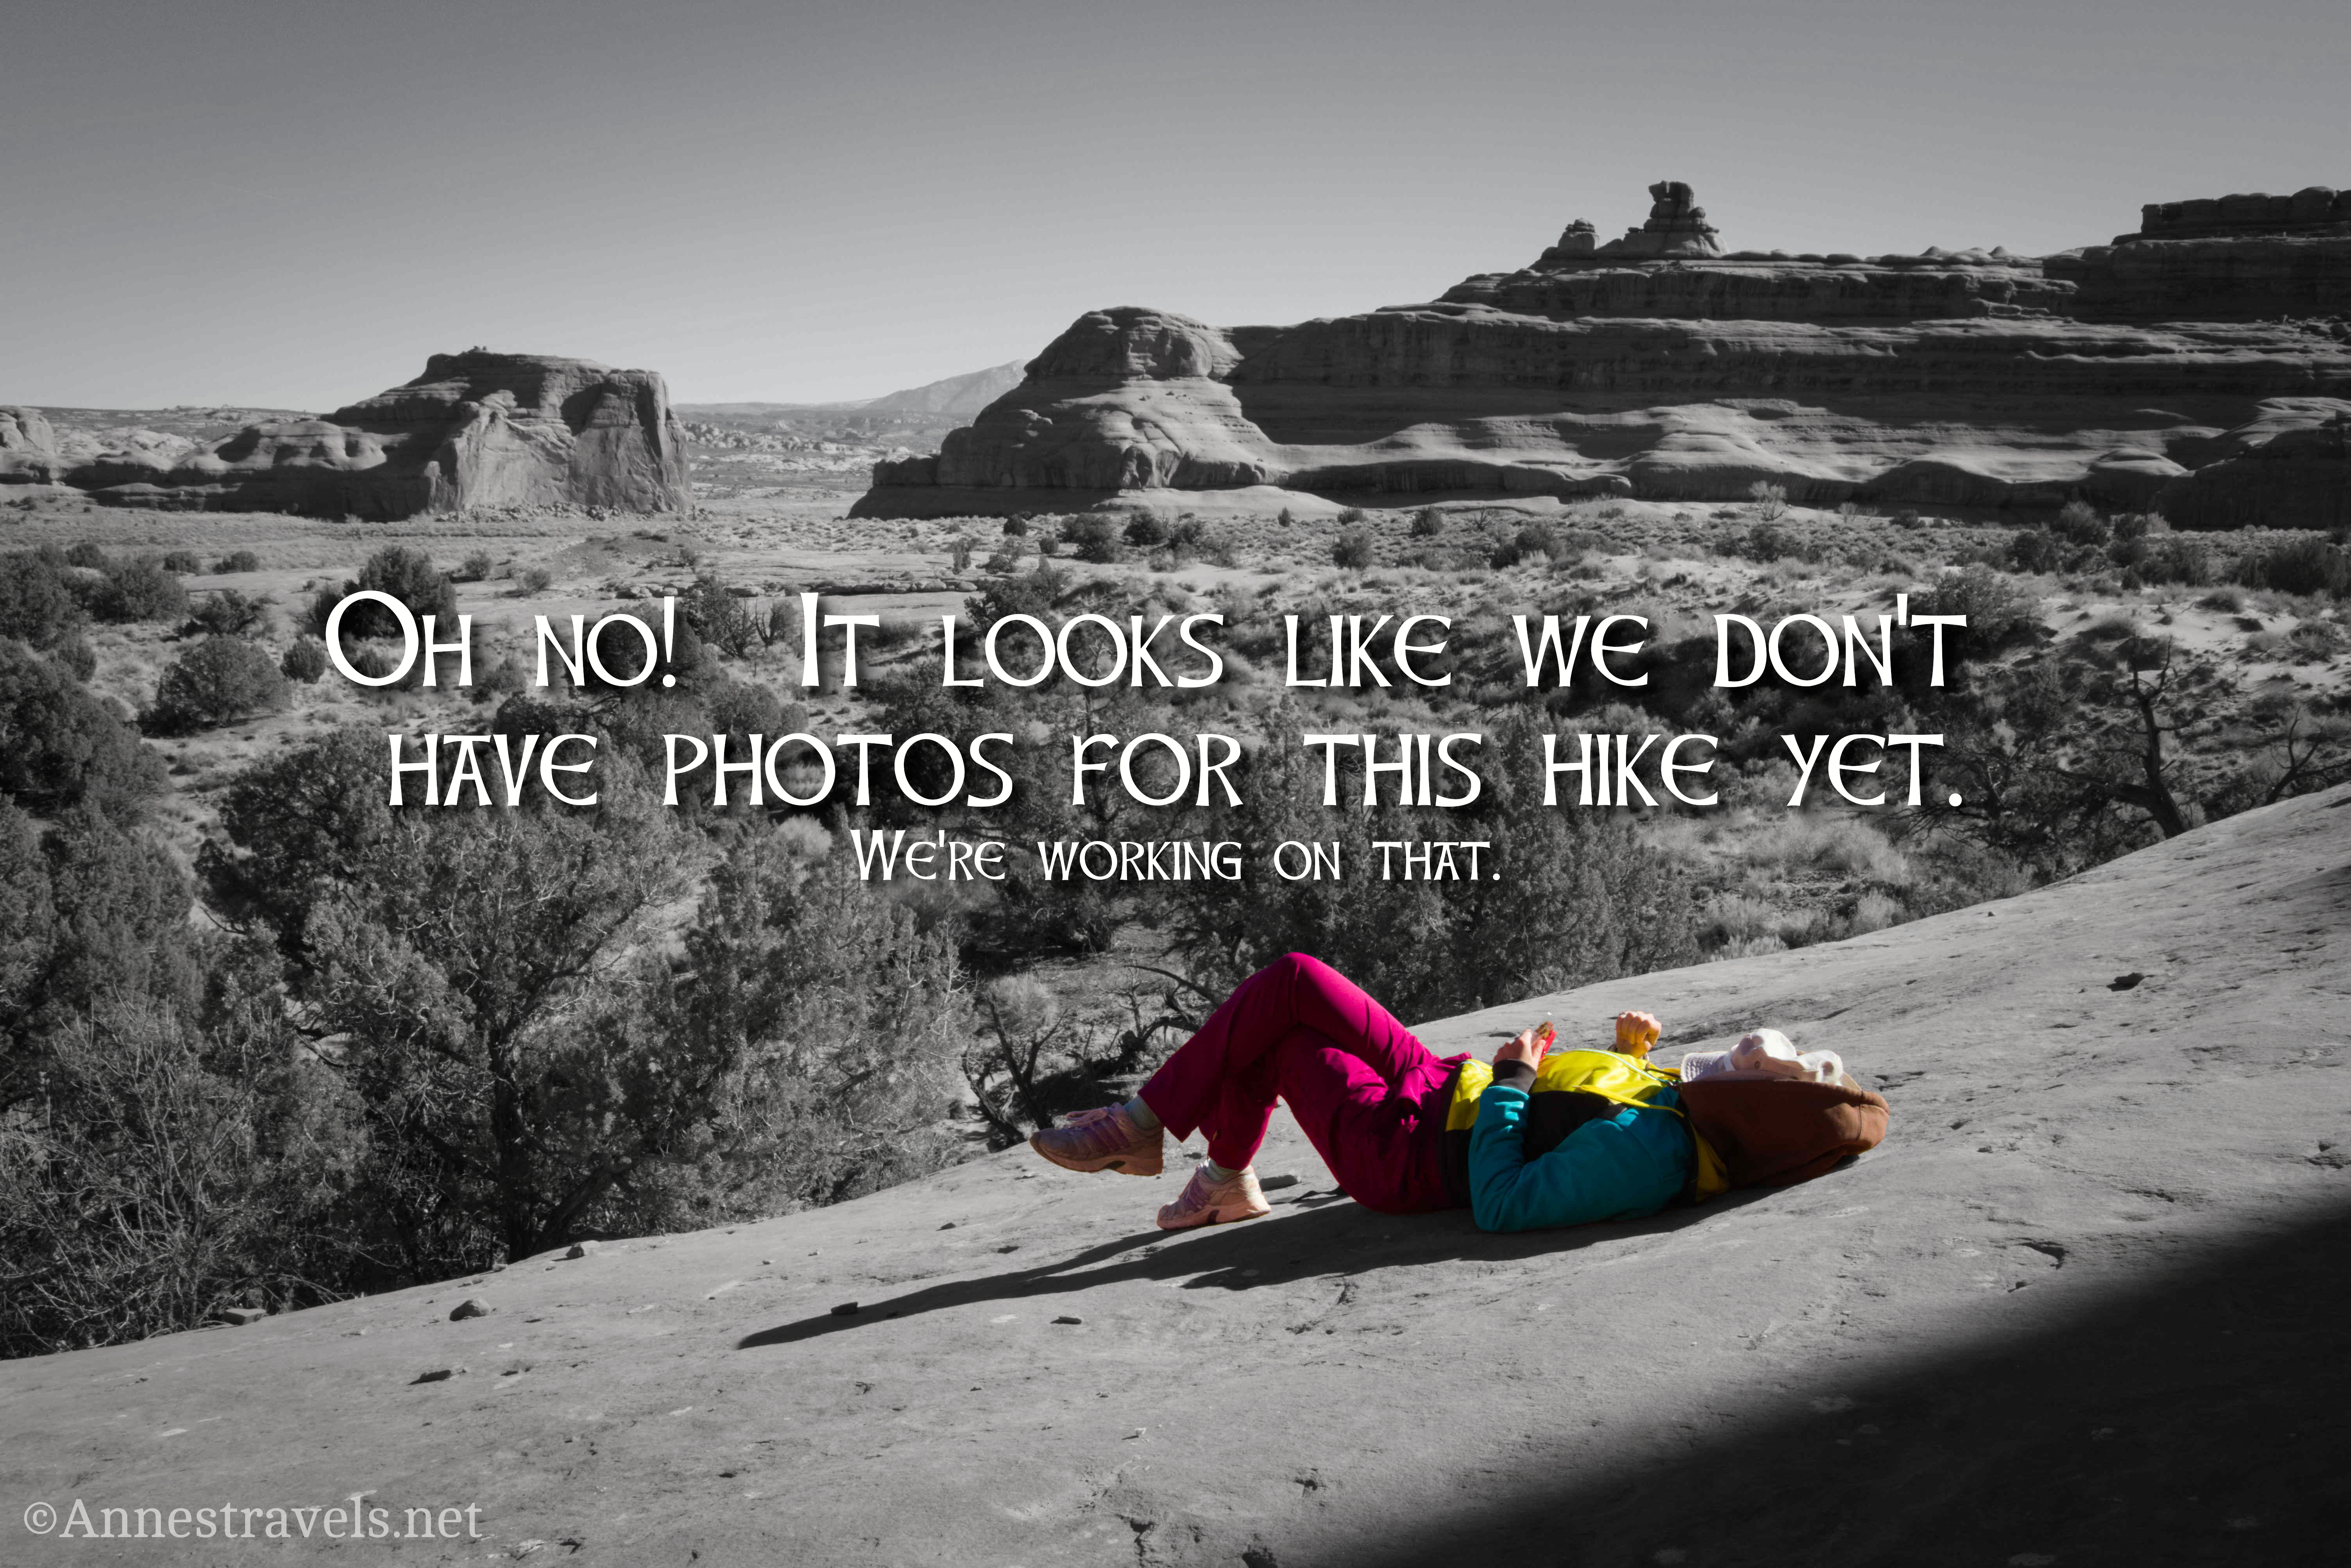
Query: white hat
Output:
[[1677, 1029, 1845, 1086]]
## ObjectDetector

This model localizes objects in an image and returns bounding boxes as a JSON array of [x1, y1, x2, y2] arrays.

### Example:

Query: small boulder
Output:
[[565, 1240, 600, 1260], [449, 1298, 493, 1321], [214, 1306, 267, 1327]]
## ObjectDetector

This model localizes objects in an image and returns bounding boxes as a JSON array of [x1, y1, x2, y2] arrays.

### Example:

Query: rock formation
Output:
[[860, 181, 2351, 528], [5, 353, 690, 519], [2049, 187, 2351, 324], [1595, 178, 1723, 258], [0, 406, 62, 484]]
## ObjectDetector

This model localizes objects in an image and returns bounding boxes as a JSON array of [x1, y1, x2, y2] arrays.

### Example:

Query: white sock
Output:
[[1122, 1096, 1161, 1132], [1203, 1159, 1243, 1183]]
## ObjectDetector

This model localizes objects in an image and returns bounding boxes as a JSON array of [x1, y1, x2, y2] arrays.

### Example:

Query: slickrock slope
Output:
[[862, 183, 2351, 526], [5, 353, 690, 519], [5, 788, 2347, 1566]]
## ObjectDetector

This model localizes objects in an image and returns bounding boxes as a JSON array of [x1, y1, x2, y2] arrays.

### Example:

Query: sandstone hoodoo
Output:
[[861, 180, 2351, 527], [6, 351, 690, 519]]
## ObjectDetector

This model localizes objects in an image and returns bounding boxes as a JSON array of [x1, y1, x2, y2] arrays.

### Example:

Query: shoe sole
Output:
[[1154, 1201, 1270, 1231], [1029, 1138, 1164, 1178]]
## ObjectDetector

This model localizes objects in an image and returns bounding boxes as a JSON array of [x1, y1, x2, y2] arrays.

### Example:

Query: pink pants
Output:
[[1137, 953, 1467, 1215]]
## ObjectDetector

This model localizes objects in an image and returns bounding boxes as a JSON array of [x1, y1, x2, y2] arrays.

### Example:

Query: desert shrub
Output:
[[307, 546, 457, 641], [2050, 500, 2110, 546], [1491, 523, 1559, 569], [1002, 514, 1031, 537], [0, 805, 336, 1357], [91, 557, 189, 624], [186, 588, 272, 638], [948, 535, 976, 571], [1063, 515, 1123, 564], [0, 551, 89, 652], [53, 634, 96, 682], [1744, 523, 1794, 563], [150, 637, 290, 733], [982, 541, 1025, 574], [1337, 507, 1371, 526], [1193, 526, 1240, 567], [0, 985, 345, 1357], [457, 550, 496, 582], [2197, 586, 2244, 613], [2008, 527, 2063, 573], [1910, 565, 2040, 667], [514, 565, 553, 594], [0, 641, 167, 814], [347, 645, 399, 682], [474, 656, 530, 702], [64, 542, 111, 570], [1846, 889, 1905, 936], [2243, 535, 2350, 598], [1748, 480, 1789, 521], [1702, 893, 1782, 949], [1332, 526, 1376, 569], [1410, 506, 1444, 538], [608, 834, 972, 1219], [281, 637, 329, 683], [159, 550, 203, 574], [2142, 535, 2213, 587], [678, 573, 760, 659], [200, 739, 968, 1273], [1124, 513, 1170, 548], [212, 550, 261, 575], [1738, 812, 1909, 884]]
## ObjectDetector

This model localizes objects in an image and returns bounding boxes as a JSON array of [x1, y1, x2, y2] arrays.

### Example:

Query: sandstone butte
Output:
[[0, 351, 690, 519], [859, 180, 2351, 530], [3, 784, 2345, 1565]]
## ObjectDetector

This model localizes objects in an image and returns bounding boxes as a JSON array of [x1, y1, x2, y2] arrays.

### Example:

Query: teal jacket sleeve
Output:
[[1468, 1084, 1693, 1233]]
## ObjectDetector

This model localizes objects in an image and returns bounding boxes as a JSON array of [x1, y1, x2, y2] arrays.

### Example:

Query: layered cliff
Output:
[[861, 182, 2351, 527], [6, 352, 691, 519]]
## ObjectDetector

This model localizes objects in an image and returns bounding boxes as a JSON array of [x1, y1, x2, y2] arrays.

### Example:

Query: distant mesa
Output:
[[859, 180, 2351, 528], [2133, 187, 2351, 243], [2, 351, 689, 519]]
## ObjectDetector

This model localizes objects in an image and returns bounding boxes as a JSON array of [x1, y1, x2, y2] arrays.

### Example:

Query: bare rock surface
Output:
[[8, 353, 689, 519], [4, 787, 2346, 1564], [0, 406, 64, 483], [862, 181, 2351, 526]]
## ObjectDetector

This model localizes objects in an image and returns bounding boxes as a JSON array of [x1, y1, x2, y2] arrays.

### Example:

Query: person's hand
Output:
[[1614, 1010, 1661, 1057], [1494, 1024, 1550, 1073]]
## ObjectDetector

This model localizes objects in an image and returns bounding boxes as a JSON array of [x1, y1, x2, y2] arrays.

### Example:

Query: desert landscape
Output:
[[5, 1, 2351, 1561], [2, 784, 2345, 1564]]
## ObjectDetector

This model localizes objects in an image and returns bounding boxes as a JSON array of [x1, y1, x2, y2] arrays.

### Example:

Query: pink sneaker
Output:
[[1155, 1164, 1271, 1230], [1029, 1105, 1163, 1176]]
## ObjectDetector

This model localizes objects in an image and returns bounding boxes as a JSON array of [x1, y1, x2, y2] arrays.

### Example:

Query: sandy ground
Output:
[[2, 782, 2345, 1565]]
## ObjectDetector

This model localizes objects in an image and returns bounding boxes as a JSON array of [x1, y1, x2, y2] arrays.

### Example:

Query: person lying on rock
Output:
[[1029, 952, 1889, 1231]]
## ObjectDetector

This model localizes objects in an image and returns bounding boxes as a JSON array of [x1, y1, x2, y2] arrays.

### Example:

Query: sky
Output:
[[4, 0, 2345, 410]]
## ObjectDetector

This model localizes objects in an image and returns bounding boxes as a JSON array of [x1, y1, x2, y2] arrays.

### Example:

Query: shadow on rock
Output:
[[1322, 1198, 2351, 1568], [736, 1185, 1777, 1350]]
